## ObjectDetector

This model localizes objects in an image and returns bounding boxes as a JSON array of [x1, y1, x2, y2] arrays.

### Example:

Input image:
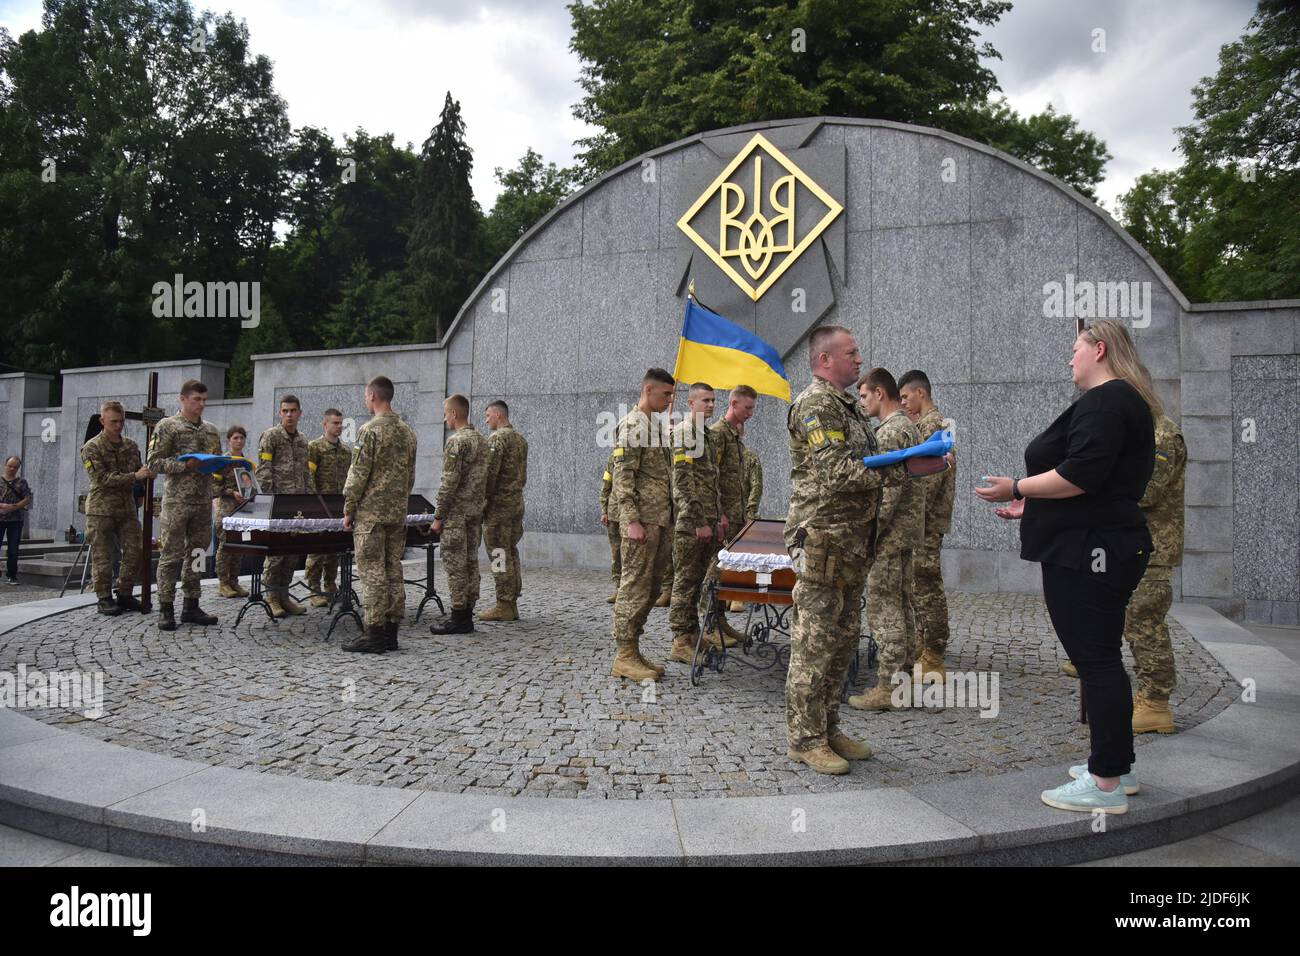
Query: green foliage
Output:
[[482, 148, 577, 264], [963, 98, 1111, 201]]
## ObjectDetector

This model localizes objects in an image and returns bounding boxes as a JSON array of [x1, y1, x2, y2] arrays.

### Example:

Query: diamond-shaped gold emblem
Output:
[[677, 133, 843, 302]]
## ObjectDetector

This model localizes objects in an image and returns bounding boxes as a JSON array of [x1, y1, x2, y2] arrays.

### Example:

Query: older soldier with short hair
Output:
[[257, 396, 312, 617], [341, 377, 417, 653], [480, 400, 529, 622], [81, 400, 152, 615], [148, 379, 222, 631], [430, 393, 488, 635], [785, 329, 906, 775], [305, 409, 351, 607]]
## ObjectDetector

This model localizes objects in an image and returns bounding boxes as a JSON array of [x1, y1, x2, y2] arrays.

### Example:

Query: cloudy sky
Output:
[[0, 0, 1260, 212]]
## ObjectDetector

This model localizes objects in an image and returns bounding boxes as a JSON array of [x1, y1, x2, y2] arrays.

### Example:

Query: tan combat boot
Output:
[[1061, 660, 1079, 678], [703, 626, 742, 649], [479, 600, 518, 622], [669, 635, 698, 664], [848, 683, 898, 711], [638, 648, 665, 679], [654, 589, 671, 608], [918, 650, 947, 684], [606, 592, 617, 604], [719, 615, 748, 645], [218, 581, 244, 599], [728, 600, 745, 613], [611, 644, 658, 682], [282, 593, 307, 616], [266, 593, 287, 619], [787, 745, 849, 775], [309, 593, 332, 608], [1132, 693, 1175, 734], [828, 733, 874, 761]]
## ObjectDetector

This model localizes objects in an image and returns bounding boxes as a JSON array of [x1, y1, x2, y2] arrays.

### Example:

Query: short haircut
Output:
[[807, 325, 851, 367], [367, 376, 394, 403], [643, 367, 675, 387], [860, 367, 900, 401], [897, 369, 932, 396], [731, 384, 758, 401], [687, 382, 714, 396], [323, 408, 343, 419], [180, 379, 207, 397], [226, 424, 247, 439], [446, 393, 470, 417], [279, 394, 301, 410], [4, 456, 20, 466], [486, 399, 509, 417], [100, 400, 125, 417]]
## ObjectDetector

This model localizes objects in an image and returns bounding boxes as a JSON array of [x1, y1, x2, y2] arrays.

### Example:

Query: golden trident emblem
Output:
[[678, 133, 843, 302]]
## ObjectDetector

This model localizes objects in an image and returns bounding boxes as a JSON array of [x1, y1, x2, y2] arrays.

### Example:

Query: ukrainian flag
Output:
[[672, 298, 791, 401]]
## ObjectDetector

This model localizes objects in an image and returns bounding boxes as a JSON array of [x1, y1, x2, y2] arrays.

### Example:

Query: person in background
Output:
[[214, 425, 252, 598], [0, 456, 33, 585]]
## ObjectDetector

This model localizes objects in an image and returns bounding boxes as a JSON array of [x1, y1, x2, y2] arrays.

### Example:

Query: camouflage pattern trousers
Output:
[[86, 512, 141, 598], [607, 520, 621, 588], [214, 499, 241, 585], [866, 546, 917, 685], [354, 522, 406, 629], [912, 531, 949, 657], [612, 524, 672, 647], [483, 508, 524, 602], [669, 530, 721, 640], [304, 552, 340, 593], [1124, 563, 1176, 700], [440, 514, 482, 612], [786, 545, 867, 752], [263, 555, 300, 596], [156, 502, 211, 604]]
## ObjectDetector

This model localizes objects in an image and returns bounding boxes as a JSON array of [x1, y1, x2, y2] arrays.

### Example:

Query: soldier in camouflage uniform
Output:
[[899, 370, 955, 680], [341, 377, 417, 653], [480, 400, 529, 622], [701, 384, 755, 639], [600, 450, 620, 603], [785, 329, 907, 775], [147, 379, 222, 631], [667, 383, 726, 664], [81, 400, 151, 615], [213, 425, 252, 598], [851, 368, 926, 711], [729, 426, 765, 613], [256, 396, 313, 617], [610, 368, 677, 682], [305, 409, 351, 607], [430, 393, 488, 635]]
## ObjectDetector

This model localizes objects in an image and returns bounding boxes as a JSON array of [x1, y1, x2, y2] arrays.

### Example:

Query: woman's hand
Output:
[[974, 476, 1015, 503], [994, 499, 1024, 520]]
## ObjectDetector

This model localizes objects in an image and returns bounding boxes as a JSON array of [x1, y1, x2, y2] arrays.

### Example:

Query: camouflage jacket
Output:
[[785, 377, 904, 560], [913, 406, 956, 536], [308, 436, 351, 495], [612, 407, 672, 529], [1139, 414, 1186, 567], [484, 424, 529, 516], [212, 454, 253, 505], [436, 424, 487, 521], [873, 410, 926, 552], [600, 449, 619, 521], [710, 417, 747, 529], [256, 425, 311, 494], [742, 446, 763, 523], [671, 415, 720, 532], [81, 432, 141, 517], [147, 413, 222, 507], [343, 412, 417, 527]]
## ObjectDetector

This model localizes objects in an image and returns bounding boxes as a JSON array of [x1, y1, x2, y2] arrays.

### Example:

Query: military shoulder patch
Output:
[[259, 452, 273, 461], [673, 451, 691, 464]]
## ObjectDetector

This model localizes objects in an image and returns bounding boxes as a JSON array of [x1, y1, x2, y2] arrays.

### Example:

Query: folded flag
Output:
[[177, 453, 254, 474], [862, 431, 954, 468], [673, 297, 791, 402]]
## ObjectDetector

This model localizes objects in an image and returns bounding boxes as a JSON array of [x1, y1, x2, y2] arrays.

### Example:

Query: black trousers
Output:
[[1, 521, 20, 580], [1042, 551, 1149, 778]]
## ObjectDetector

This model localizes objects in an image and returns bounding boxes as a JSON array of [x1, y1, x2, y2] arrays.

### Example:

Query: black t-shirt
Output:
[[1020, 379, 1155, 569]]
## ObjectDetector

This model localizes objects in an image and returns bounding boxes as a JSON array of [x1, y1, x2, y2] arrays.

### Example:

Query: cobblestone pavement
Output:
[[1, 563, 1236, 799]]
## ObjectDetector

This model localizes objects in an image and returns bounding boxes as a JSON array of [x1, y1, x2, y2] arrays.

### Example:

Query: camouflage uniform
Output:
[[213, 454, 253, 586], [742, 446, 763, 523], [148, 414, 222, 604], [482, 424, 529, 603], [710, 417, 747, 537], [1125, 415, 1186, 701], [785, 377, 903, 752], [865, 409, 925, 680], [600, 451, 621, 588], [912, 406, 955, 657], [669, 416, 721, 641], [80, 432, 143, 599], [611, 408, 673, 650], [436, 425, 488, 611], [305, 436, 352, 594], [256, 425, 312, 597], [344, 412, 417, 629]]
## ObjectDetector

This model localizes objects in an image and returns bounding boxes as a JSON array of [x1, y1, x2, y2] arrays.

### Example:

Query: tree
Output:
[[407, 92, 482, 342], [318, 260, 416, 350], [965, 99, 1111, 201], [482, 148, 577, 264]]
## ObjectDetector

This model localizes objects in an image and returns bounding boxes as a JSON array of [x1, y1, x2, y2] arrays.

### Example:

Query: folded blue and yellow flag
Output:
[[673, 298, 791, 402], [177, 453, 254, 474], [862, 431, 954, 468]]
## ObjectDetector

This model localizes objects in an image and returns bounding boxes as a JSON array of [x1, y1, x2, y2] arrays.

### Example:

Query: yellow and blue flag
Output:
[[672, 298, 791, 402]]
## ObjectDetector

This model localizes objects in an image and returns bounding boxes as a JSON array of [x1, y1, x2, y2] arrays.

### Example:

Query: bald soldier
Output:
[[430, 393, 488, 635], [81, 400, 151, 615], [256, 395, 312, 618], [480, 400, 529, 622], [785, 328, 906, 775]]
